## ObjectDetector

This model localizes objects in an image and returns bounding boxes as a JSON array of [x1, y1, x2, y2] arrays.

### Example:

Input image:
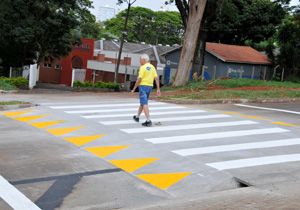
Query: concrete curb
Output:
[[156, 98, 300, 104], [0, 90, 18, 94]]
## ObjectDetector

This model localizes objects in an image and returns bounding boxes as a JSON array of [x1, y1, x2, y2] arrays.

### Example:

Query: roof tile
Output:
[[206, 42, 271, 64]]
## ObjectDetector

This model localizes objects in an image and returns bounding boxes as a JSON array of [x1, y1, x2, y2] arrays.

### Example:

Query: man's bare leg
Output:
[[143, 105, 150, 119], [137, 105, 143, 117]]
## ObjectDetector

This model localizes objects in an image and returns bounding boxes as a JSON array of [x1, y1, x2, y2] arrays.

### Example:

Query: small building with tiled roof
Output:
[[162, 42, 272, 84]]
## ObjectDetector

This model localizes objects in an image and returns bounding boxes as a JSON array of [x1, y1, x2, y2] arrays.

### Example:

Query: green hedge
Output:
[[73, 80, 120, 91], [1, 77, 29, 87], [0, 78, 18, 90]]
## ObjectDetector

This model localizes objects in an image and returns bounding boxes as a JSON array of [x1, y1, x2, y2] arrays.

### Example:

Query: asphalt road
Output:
[[1, 92, 300, 210]]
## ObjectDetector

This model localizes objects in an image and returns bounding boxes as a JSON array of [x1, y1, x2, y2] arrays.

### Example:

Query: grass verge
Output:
[[160, 78, 300, 100], [0, 101, 30, 105]]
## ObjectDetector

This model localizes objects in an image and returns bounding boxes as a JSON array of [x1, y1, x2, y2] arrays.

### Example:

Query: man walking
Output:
[[131, 54, 161, 126]]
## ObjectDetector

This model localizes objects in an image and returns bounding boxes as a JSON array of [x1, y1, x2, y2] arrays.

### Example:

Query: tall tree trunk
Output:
[[114, 2, 132, 83], [192, 28, 207, 77], [172, 0, 207, 87]]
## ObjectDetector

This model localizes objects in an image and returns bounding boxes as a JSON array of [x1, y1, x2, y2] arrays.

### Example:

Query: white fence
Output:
[[29, 64, 39, 90], [71, 69, 86, 87]]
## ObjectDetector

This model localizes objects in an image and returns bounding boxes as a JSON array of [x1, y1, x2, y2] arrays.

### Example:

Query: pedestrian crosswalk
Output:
[[3, 100, 299, 191], [121, 120, 259, 134], [144, 128, 289, 144], [82, 109, 205, 119], [206, 154, 300, 170], [47, 101, 300, 174]]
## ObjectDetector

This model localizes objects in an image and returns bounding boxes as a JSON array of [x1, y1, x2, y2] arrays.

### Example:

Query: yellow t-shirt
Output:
[[138, 63, 158, 86]]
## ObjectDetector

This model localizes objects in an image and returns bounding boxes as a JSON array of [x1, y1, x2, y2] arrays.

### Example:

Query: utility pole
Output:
[[114, 0, 136, 83]]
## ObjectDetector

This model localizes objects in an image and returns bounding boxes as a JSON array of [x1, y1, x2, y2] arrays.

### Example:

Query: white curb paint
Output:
[[0, 176, 41, 210]]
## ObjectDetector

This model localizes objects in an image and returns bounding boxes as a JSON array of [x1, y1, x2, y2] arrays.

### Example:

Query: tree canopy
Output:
[[0, 0, 93, 75], [104, 7, 184, 45], [79, 21, 104, 40], [276, 13, 300, 79], [208, 0, 287, 45]]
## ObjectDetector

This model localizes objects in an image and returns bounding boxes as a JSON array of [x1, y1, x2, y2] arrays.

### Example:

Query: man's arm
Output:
[[131, 77, 142, 93], [154, 76, 161, 97]]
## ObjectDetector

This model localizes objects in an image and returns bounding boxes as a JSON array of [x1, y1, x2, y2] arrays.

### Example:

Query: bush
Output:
[[73, 80, 84, 87], [2, 77, 29, 87], [286, 75, 300, 84], [73, 80, 120, 90], [0, 77, 18, 90], [94, 81, 107, 88], [83, 81, 93, 87]]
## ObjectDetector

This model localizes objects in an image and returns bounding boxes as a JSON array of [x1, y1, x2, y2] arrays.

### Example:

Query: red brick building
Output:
[[39, 38, 173, 86]]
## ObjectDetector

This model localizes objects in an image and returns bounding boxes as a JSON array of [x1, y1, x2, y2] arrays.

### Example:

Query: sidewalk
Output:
[[125, 182, 300, 210]]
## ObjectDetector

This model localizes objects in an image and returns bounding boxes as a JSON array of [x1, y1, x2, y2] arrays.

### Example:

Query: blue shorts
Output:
[[139, 85, 153, 106]]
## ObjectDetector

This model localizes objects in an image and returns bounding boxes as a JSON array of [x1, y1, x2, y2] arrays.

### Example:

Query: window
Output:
[[48, 63, 52, 68], [55, 65, 60, 70], [43, 63, 47, 67]]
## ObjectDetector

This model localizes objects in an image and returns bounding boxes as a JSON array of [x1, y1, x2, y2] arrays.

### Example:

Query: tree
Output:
[[104, 8, 183, 45], [153, 11, 184, 45], [79, 21, 104, 40], [0, 0, 94, 76], [105, 7, 154, 43], [167, 0, 289, 86], [208, 0, 287, 45], [276, 14, 300, 79], [114, 0, 137, 83], [172, 0, 207, 86]]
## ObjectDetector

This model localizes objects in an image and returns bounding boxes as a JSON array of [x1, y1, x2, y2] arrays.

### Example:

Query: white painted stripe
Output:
[[66, 106, 184, 114], [100, 114, 231, 125], [0, 176, 41, 210], [145, 128, 289, 144], [83, 110, 206, 119], [206, 154, 300, 170], [121, 120, 257, 134], [49, 103, 167, 109], [173, 138, 300, 156], [236, 104, 300, 115]]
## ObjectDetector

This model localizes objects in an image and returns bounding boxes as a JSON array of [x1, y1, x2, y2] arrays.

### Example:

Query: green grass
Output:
[[0, 101, 29, 105], [160, 78, 300, 100], [0, 78, 18, 90]]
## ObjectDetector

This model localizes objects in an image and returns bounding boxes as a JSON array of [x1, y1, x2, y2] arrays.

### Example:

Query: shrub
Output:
[[286, 75, 300, 84], [0, 77, 18, 90], [73, 80, 84, 87], [94, 81, 107, 88], [73, 80, 120, 90], [2, 77, 29, 87], [83, 81, 93, 87]]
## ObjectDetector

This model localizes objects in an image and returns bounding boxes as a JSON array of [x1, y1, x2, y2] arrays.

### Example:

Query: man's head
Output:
[[140, 54, 149, 65]]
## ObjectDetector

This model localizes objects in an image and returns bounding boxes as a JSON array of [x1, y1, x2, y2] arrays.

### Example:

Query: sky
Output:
[[89, 0, 300, 18], [89, 0, 178, 17]]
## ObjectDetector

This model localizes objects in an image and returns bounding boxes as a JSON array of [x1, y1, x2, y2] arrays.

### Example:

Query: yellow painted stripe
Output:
[[108, 158, 159, 173], [1, 110, 35, 117], [28, 120, 66, 128], [270, 122, 299, 127], [243, 116, 270, 120], [64, 135, 105, 146], [136, 172, 193, 190], [218, 112, 244, 115], [13, 115, 50, 122], [85, 145, 130, 158], [45, 126, 85, 136]]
